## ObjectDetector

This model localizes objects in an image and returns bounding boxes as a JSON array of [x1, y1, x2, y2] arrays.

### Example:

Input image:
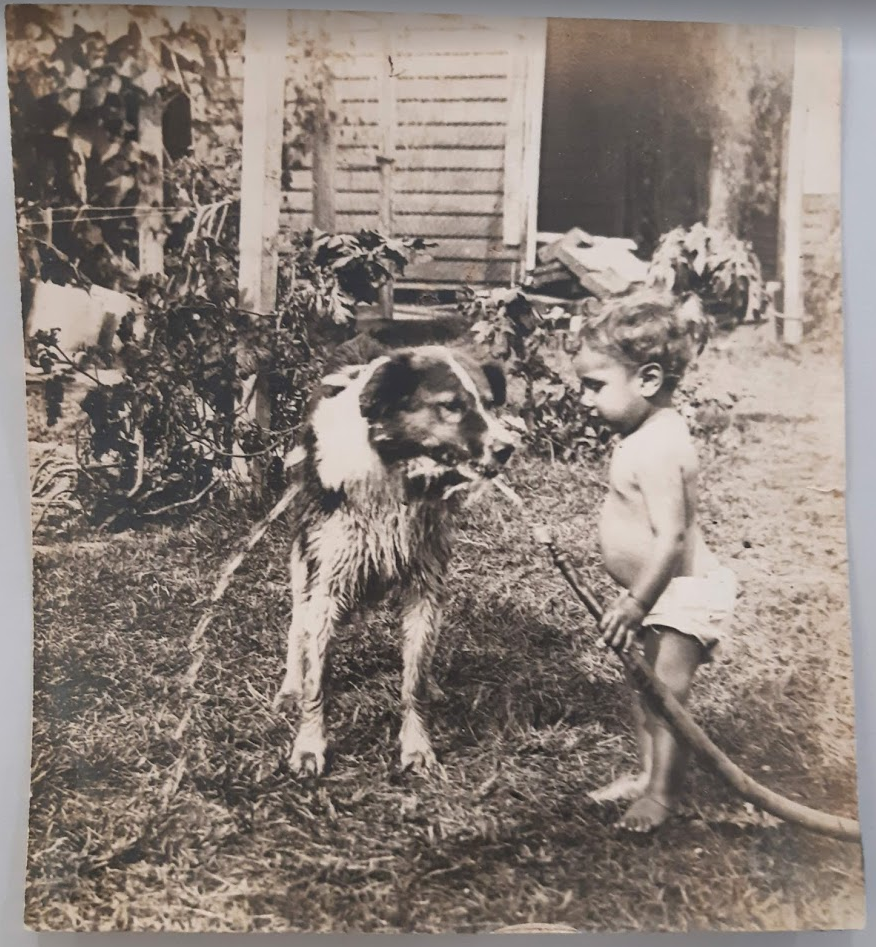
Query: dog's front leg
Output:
[[287, 578, 339, 776], [399, 584, 443, 774], [273, 539, 308, 711]]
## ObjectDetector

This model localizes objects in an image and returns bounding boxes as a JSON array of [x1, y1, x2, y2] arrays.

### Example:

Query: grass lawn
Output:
[[24, 326, 864, 932]]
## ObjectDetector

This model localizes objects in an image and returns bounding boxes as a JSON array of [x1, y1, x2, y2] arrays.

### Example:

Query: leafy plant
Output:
[[647, 222, 765, 324], [7, 6, 244, 291], [30, 228, 430, 528], [280, 230, 433, 335], [462, 287, 613, 462]]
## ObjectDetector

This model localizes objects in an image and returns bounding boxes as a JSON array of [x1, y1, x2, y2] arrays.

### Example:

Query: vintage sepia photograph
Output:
[[8, 2, 864, 933]]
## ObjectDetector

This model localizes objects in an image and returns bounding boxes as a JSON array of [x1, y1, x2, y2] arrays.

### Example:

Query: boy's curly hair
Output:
[[579, 289, 711, 391]]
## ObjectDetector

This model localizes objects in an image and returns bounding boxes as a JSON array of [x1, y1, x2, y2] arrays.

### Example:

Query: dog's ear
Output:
[[482, 362, 507, 407], [360, 353, 421, 420]]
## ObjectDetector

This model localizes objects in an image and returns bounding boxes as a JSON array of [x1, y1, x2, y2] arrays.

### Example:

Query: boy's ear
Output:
[[637, 362, 665, 398]]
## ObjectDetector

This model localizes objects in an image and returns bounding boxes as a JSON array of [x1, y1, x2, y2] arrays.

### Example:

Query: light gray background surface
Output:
[[1, 1, 872, 943]]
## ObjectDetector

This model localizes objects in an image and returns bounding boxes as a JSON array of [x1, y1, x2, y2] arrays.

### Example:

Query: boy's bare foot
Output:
[[587, 772, 649, 805], [617, 795, 676, 833]]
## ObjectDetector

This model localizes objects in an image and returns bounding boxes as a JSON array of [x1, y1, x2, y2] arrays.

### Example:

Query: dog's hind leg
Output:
[[399, 586, 443, 774]]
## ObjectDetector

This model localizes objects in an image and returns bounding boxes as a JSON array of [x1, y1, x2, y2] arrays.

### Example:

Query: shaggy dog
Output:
[[272, 344, 515, 775]]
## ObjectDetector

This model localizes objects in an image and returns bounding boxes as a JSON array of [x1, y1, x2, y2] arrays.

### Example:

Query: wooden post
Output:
[[137, 94, 165, 276], [780, 29, 809, 346], [522, 19, 547, 274], [377, 30, 396, 319], [235, 8, 287, 491], [312, 17, 337, 232], [502, 34, 527, 250]]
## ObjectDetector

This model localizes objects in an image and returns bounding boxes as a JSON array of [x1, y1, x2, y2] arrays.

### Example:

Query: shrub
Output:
[[462, 287, 613, 462], [462, 286, 735, 463], [30, 229, 430, 528], [647, 222, 765, 325]]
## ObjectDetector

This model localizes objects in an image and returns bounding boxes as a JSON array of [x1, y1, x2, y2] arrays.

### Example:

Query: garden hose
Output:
[[533, 525, 861, 844]]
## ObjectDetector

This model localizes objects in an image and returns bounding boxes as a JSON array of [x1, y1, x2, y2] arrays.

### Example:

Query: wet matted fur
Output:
[[273, 345, 516, 775]]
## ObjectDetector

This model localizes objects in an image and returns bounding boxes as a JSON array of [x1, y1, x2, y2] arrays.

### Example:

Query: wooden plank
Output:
[[334, 100, 509, 124], [397, 169, 504, 192], [288, 167, 503, 194], [281, 212, 503, 240], [335, 75, 509, 101], [780, 28, 809, 345], [331, 51, 510, 80], [502, 36, 527, 247], [522, 19, 547, 271], [398, 124, 506, 148], [239, 13, 285, 312], [395, 147, 506, 171], [283, 190, 381, 213], [396, 214, 503, 239], [395, 191, 503, 214], [324, 146, 506, 172], [396, 76, 510, 100], [237, 7, 287, 492], [336, 121, 380, 148], [282, 212, 380, 233], [383, 25, 521, 54], [402, 257, 515, 284], [285, 190, 503, 217], [414, 237, 518, 261], [287, 168, 381, 192]]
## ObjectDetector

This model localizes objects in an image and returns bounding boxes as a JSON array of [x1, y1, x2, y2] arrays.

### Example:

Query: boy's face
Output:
[[573, 345, 657, 435]]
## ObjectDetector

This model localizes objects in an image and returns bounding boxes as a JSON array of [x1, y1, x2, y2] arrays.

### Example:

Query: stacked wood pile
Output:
[[525, 227, 648, 300]]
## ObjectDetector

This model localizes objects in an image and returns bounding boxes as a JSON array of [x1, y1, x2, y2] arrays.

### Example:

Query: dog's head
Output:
[[309, 345, 517, 496], [312, 345, 515, 495], [358, 346, 515, 484]]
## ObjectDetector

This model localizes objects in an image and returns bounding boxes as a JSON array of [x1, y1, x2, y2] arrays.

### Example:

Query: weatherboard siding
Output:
[[280, 13, 527, 286]]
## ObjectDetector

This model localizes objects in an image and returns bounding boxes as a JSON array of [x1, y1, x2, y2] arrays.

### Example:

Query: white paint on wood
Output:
[[522, 19, 547, 273], [801, 30, 841, 196], [781, 28, 812, 344], [236, 8, 287, 487], [502, 35, 527, 248], [239, 8, 286, 314]]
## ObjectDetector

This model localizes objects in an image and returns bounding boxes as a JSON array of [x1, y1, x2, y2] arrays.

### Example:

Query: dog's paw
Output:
[[400, 731, 438, 775], [290, 733, 327, 776], [401, 747, 438, 776]]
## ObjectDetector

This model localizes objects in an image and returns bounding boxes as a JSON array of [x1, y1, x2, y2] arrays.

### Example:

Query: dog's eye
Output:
[[435, 398, 465, 419]]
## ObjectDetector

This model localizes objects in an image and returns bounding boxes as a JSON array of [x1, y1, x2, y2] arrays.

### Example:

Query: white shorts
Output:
[[645, 566, 738, 660]]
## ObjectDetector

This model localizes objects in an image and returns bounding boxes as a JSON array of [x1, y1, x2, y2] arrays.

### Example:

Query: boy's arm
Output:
[[628, 447, 689, 612], [600, 439, 690, 649]]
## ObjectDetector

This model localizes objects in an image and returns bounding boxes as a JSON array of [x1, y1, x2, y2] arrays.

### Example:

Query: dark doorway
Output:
[[538, 19, 715, 257]]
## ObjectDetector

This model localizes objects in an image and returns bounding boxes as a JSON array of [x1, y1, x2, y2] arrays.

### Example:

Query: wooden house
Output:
[[276, 12, 796, 292]]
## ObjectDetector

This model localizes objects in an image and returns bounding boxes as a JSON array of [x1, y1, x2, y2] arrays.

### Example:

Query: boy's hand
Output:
[[599, 592, 648, 652]]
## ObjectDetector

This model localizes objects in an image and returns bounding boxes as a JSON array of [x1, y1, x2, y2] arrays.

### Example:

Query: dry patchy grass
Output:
[[23, 328, 865, 932]]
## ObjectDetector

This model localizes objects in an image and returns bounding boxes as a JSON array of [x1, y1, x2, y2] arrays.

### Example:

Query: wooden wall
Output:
[[281, 13, 532, 287]]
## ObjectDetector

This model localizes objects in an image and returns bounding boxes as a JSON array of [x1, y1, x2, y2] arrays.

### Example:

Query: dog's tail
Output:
[[208, 447, 306, 605], [188, 450, 305, 651]]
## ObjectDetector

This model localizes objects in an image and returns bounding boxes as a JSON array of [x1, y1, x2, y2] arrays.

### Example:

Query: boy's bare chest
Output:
[[607, 441, 641, 498]]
